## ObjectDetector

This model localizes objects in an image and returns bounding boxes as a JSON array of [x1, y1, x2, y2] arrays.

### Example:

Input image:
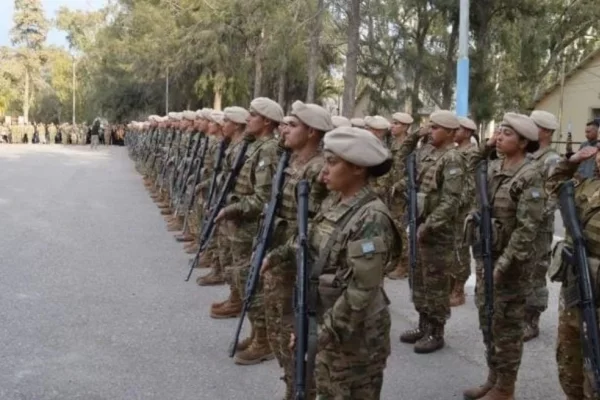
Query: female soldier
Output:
[[263, 126, 401, 399], [464, 113, 545, 400]]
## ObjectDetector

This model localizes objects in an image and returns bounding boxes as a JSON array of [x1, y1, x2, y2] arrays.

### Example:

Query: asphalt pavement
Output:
[[0, 144, 564, 400]]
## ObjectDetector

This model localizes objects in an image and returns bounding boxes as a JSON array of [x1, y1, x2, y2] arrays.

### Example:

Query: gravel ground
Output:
[[0, 144, 564, 400]]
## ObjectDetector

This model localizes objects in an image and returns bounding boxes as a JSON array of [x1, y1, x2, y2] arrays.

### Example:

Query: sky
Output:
[[0, 0, 107, 48]]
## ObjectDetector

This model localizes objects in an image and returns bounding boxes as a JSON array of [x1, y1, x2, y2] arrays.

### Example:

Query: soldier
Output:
[[387, 112, 414, 280], [397, 110, 466, 354], [449, 116, 479, 307], [364, 115, 392, 203], [546, 144, 600, 400], [90, 119, 101, 150], [212, 97, 284, 365], [524, 110, 561, 341], [331, 115, 351, 128], [260, 100, 332, 398], [263, 126, 401, 399], [350, 117, 365, 128], [25, 123, 34, 144], [463, 113, 544, 400]]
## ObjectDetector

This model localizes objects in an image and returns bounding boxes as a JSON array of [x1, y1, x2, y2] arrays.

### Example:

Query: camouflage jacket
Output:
[[529, 146, 561, 233]]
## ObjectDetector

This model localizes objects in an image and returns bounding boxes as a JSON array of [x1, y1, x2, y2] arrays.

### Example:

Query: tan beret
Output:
[[458, 117, 477, 131], [195, 109, 203, 119], [501, 113, 538, 141], [430, 110, 460, 129], [250, 97, 284, 123], [331, 116, 352, 128], [323, 127, 390, 168], [209, 111, 225, 126], [350, 118, 365, 128], [291, 100, 334, 132], [148, 115, 160, 122], [199, 108, 214, 120], [182, 110, 197, 121], [223, 106, 249, 125], [364, 115, 391, 130], [392, 112, 414, 125], [167, 112, 179, 121], [530, 110, 558, 131]]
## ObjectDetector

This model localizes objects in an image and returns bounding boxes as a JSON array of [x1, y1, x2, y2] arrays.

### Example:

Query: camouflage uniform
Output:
[[264, 153, 328, 397], [387, 138, 409, 279], [524, 146, 560, 338], [451, 143, 478, 292], [25, 124, 34, 144], [546, 158, 600, 400], [397, 131, 466, 351], [48, 124, 57, 144], [221, 135, 280, 362], [194, 135, 220, 262], [467, 144, 545, 390], [270, 187, 401, 398]]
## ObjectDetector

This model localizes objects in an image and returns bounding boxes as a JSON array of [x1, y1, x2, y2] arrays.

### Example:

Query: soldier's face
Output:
[[284, 118, 309, 150], [429, 124, 453, 147], [208, 121, 220, 135], [246, 112, 268, 135], [496, 126, 526, 155], [368, 128, 386, 141], [222, 120, 237, 138], [391, 121, 409, 136], [454, 126, 470, 143], [321, 153, 364, 192]]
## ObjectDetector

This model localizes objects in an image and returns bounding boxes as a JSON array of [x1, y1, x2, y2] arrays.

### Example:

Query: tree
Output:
[[10, 0, 49, 123]]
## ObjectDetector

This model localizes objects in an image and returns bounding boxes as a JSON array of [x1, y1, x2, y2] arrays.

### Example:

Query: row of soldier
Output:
[[125, 100, 598, 400], [0, 122, 126, 145]]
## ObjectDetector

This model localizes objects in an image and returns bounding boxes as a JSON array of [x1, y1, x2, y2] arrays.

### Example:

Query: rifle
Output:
[[172, 132, 205, 216], [155, 129, 176, 190], [475, 159, 494, 360], [406, 152, 417, 300], [566, 122, 574, 158], [185, 135, 254, 282], [293, 179, 310, 400], [228, 148, 291, 356], [559, 180, 600, 393], [203, 138, 230, 222]]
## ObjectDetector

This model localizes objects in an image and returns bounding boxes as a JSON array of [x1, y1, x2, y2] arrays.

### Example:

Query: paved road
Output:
[[0, 145, 564, 400]]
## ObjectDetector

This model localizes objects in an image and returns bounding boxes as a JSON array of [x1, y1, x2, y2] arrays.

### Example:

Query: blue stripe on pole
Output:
[[456, 57, 470, 117]]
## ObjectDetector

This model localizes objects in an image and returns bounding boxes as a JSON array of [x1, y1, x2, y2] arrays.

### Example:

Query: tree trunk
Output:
[[306, 0, 324, 103], [441, 16, 459, 109], [213, 90, 222, 111], [253, 29, 265, 99], [24, 69, 29, 124], [341, 0, 361, 118], [277, 56, 287, 107]]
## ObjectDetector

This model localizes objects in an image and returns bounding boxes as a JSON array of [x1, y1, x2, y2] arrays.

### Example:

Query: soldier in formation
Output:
[[127, 101, 598, 400]]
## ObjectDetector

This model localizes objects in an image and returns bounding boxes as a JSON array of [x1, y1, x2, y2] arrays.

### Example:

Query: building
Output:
[[533, 48, 600, 147]]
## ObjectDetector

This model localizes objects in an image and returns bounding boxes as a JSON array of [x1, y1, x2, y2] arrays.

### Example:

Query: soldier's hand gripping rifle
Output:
[[156, 130, 176, 191], [173, 133, 205, 216], [228, 148, 291, 357], [179, 135, 211, 233], [475, 159, 494, 360], [406, 152, 418, 300], [559, 180, 600, 393], [293, 179, 310, 400], [185, 136, 253, 282]]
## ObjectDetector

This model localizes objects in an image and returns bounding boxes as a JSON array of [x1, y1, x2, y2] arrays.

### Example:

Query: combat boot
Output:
[[234, 328, 275, 365], [167, 218, 183, 232], [523, 310, 540, 342], [185, 243, 199, 254], [479, 375, 515, 400], [400, 313, 427, 344], [450, 281, 466, 307], [210, 287, 242, 319], [160, 207, 172, 215], [176, 232, 195, 243], [414, 323, 445, 354], [463, 369, 497, 400], [387, 262, 408, 280], [196, 270, 225, 286]]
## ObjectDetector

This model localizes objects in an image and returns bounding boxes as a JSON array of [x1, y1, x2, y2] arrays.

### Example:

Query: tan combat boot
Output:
[[167, 218, 183, 232], [414, 323, 445, 354], [387, 262, 408, 280], [185, 243, 199, 254], [196, 270, 225, 286], [176, 232, 194, 243], [479, 375, 515, 400], [234, 327, 275, 365], [523, 310, 540, 342], [450, 281, 466, 307], [400, 313, 428, 344], [210, 287, 242, 319], [236, 327, 255, 353], [463, 369, 497, 399]]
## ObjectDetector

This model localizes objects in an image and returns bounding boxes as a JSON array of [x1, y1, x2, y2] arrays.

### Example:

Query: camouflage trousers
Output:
[[451, 244, 471, 285], [315, 310, 390, 399], [526, 231, 552, 314], [263, 265, 296, 391], [556, 299, 600, 399], [230, 223, 265, 330], [215, 222, 233, 279], [413, 242, 452, 326], [475, 260, 525, 381]]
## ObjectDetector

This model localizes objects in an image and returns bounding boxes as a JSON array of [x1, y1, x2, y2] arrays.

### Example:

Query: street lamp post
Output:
[[456, 0, 470, 117]]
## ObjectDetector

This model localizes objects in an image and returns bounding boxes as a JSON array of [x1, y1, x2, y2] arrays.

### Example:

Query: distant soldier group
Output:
[[126, 101, 600, 400]]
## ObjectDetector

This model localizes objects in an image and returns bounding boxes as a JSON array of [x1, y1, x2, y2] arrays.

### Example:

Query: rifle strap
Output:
[[306, 192, 378, 385]]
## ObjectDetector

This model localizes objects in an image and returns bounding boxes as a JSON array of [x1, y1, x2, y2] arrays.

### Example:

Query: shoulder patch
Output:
[[361, 241, 376, 254], [531, 189, 541, 199], [449, 168, 459, 175], [258, 160, 265, 168]]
